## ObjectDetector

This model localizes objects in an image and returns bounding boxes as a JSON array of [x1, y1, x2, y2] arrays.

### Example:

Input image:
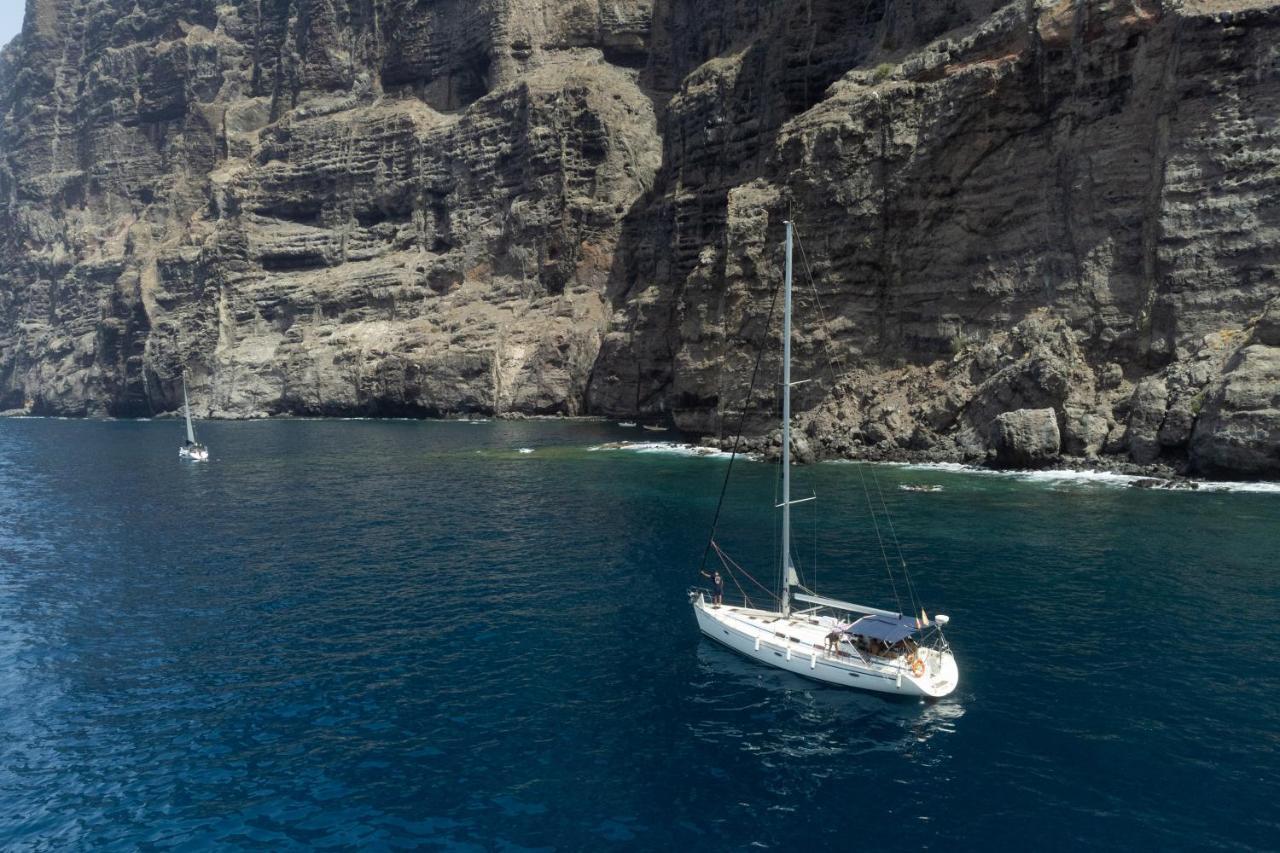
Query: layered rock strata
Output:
[[589, 0, 1280, 479], [1, 0, 1278, 477], [0, 1, 660, 418]]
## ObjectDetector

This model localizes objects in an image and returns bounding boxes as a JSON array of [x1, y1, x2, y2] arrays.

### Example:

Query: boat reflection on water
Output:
[[690, 642, 965, 764]]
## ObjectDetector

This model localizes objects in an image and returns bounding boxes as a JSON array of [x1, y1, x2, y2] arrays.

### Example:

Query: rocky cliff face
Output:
[[588, 0, 1280, 479], [1, 0, 1278, 477], [0, 0, 661, 418]]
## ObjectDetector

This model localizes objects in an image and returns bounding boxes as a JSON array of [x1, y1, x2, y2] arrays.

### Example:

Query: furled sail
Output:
[[183, 377, 196, 444]]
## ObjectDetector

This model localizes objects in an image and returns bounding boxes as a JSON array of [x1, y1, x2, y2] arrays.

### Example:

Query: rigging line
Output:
[[795, 224, 909, 616], [869, 467, 923, 617], [773, 424, 781, 591], [780, 463, 809, 592], [856, 448, 904, 616], [813, 489, 819, 594], [773, 351, 787, 595], [790, 505, 804, 590], [697, 269, 784, 575], [795, 228, 849, 378], [770, 344, 810, 596], [714, 545, 753, 608], [713, 541, 780, 602]]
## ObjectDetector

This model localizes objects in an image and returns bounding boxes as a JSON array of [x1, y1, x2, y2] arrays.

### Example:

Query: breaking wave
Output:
[[587, 441, 738, 460], [877, 461, 1280, 494]]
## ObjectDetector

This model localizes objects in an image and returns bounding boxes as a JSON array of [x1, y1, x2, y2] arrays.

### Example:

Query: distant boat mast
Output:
[[183, 376, 196, 445]]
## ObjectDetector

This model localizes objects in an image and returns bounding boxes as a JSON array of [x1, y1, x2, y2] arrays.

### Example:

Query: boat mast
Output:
[[780, 220, 794, 617], [183, 375, 196, 445]]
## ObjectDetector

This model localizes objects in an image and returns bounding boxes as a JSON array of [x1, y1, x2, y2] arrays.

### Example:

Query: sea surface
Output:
[[0, 418, 1276, 850]]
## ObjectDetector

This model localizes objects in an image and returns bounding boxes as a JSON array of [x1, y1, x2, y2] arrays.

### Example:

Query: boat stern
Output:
[[913, 648, 959, 698], [179, 444, 210, 461]]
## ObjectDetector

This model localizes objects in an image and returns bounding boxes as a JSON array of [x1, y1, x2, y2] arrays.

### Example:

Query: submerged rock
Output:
[[1131, 478, 1200, 491]]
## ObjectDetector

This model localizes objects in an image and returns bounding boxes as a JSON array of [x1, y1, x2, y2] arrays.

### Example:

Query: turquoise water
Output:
[[0, 418, 1276, 849]]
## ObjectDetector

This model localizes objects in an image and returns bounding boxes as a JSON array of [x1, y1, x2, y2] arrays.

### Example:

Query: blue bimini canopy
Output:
[[843, 614, 918, 643]]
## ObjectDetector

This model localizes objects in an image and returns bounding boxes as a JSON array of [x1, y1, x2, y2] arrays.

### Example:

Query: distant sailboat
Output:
[[689, 221, 958, 698], [178, 375, 209, 461]]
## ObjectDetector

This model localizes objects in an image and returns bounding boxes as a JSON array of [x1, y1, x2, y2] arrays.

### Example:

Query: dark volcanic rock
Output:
[[1190, 344, 1280, 479], [1, 0, 1278, 478], [590, 0, 1280, 480], [0, 0, 661, 418], [991, 408, 1061, 469]]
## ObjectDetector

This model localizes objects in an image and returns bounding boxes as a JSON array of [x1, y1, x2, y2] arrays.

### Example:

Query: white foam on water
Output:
[[859, 460, 1280, 495], [332, 416, 419, 421], [878, 460, 1150, 487], [1009, 469, 1144, 487], [1195, 479, 1280, 494], [875, 461, 971, 473], [587, 441, 736, 459]]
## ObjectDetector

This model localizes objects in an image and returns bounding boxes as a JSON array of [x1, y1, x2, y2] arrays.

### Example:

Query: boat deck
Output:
[[713, 605, 830, 644], [708, 604, 898, 666], [694, 598, 959, 697]]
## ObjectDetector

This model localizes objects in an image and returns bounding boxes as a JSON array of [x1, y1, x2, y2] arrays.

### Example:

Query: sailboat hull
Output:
[[692, 596, 958, 698], [688, 222, 960, 698]]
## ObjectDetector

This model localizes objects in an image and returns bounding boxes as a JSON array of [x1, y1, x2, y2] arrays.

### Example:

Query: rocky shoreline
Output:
[[699, 430, 1199, 483], [6, 403, 1274, 489], [1, 1, 1278, 481]]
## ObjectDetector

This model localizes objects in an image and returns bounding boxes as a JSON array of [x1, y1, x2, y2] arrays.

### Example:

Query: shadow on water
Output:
[[692, 641, 966, 756]]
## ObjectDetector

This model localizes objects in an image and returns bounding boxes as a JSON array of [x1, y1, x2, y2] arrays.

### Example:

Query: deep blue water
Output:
[[0, 418, 1276, 850]]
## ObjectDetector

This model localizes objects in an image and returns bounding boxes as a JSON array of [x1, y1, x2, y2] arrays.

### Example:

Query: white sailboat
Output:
[[178, 375, 209, 461], [689, 221, 959, 699]]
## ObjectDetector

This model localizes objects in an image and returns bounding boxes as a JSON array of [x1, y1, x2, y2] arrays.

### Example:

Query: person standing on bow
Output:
[[700, 569, 724, 605]]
